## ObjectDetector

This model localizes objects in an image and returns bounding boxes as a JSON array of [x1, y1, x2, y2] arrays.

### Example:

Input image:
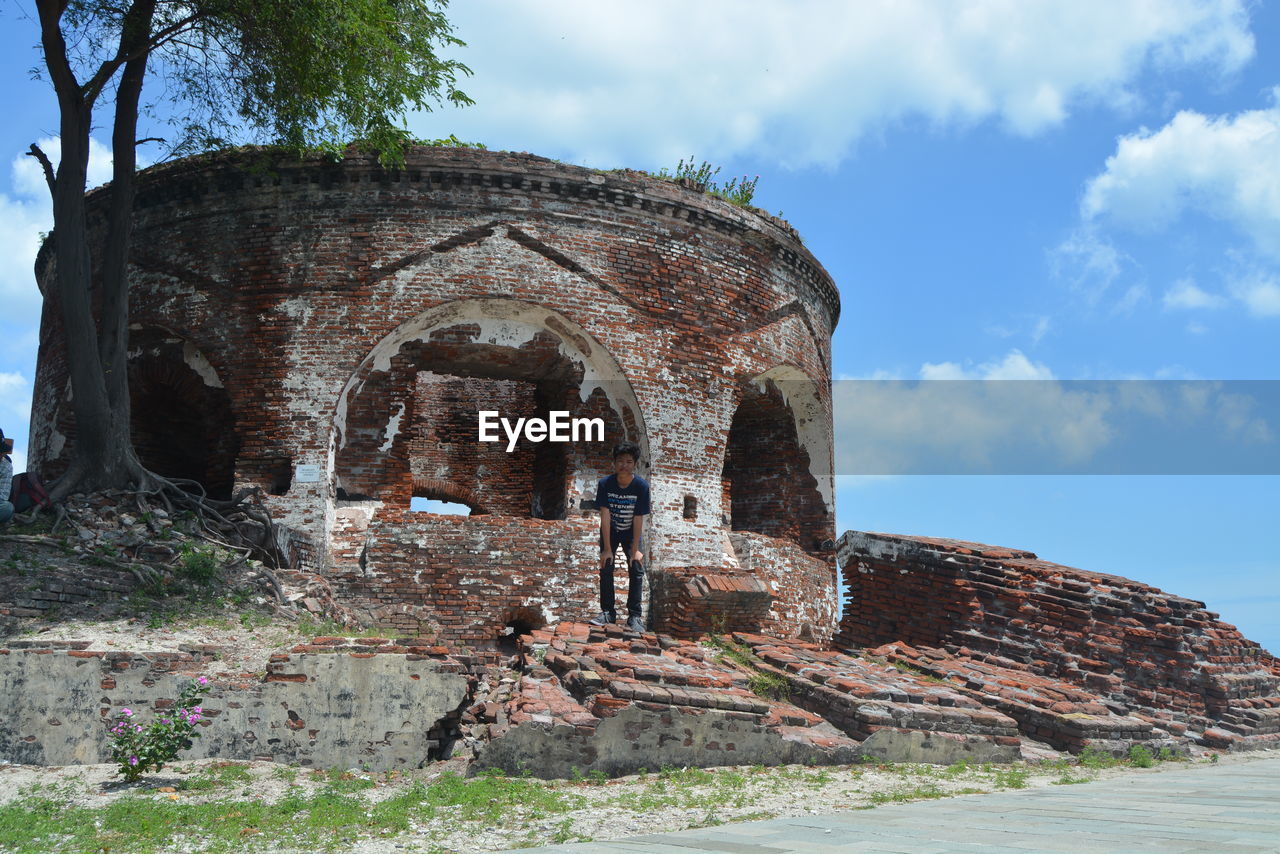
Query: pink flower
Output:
[[197, 677, 209, 686], [128, 756, 138, 766], [121, 708, 133, 717]]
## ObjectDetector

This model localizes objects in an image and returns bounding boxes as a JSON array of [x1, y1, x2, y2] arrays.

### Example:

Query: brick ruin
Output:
[[31, 146, 839, 647], [13, 146, 1278, 773]]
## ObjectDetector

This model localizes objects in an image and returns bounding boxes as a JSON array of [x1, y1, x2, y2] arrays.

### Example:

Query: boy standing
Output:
[[591, 442, 650, 632]]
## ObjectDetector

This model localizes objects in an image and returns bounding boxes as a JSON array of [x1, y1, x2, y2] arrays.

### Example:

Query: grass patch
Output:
[[654, 158, 758, 207], [991, 766, 1029, 789], [178, 762, 255, 791], [702, 635, 791, 700], [178, 545, 220, 583], [0, 770, 587, 854], [1077, 745, 1121, 770], [309, 768, 376, 794], [870, 783, 948, 804]]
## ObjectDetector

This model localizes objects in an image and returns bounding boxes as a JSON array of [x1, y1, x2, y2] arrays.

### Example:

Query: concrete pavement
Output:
[[509, 755, 1280, 853]]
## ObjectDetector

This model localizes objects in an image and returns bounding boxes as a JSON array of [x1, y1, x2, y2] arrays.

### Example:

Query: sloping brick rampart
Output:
[[31, 147, 840, 644], [835, 531, 1280, 751]]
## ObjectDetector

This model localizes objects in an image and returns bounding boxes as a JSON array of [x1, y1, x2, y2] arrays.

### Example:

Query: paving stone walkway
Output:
[[511, 756, 1280, 853]]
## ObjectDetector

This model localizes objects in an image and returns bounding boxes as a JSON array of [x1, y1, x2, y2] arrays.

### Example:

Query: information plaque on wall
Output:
[[294, 464, 322, 483]]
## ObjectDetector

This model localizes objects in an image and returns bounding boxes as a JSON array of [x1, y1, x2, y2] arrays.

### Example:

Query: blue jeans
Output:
[[0, 501, 13, 524], [600, 533, 644, 619]]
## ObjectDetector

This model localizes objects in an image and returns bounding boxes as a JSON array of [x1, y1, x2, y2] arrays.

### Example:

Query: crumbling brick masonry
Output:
[[31, 147, 840, 645]]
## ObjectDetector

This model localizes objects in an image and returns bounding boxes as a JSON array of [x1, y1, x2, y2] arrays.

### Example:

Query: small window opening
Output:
[[410, 496, 471, 516], [683, 494, 697, 520], [267, 457, 292, 496]]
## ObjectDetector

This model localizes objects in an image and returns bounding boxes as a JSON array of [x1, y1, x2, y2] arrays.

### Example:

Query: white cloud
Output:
[[1229, 270, 1280, 316], [1082, 90, 1280, 258], [1164, 277, 1227, 310], [835, 365, 1276, 474], [1030, 316, 1051, 345], [921, 349, 1055, 381], [1049, 227, 1135, 306], [0, 136, 114, 314], [1114, 283, 1150, 315], [0, 193, 48, 312], [836, 350, 1117, 473], [0, 371, 30, 471], [433, 0, 1254, 167]]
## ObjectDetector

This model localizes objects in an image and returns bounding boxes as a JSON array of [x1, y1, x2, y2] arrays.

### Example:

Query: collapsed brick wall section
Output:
[[834, 531, 1280, 750], [32, 146, 841, 644]]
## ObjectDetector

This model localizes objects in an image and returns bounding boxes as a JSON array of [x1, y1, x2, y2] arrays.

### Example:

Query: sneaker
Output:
[[589, 611, 615, 626], [625, 615, 646, 633]]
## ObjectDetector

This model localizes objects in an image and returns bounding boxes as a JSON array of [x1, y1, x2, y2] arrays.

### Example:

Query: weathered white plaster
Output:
[[183, 340, 224, 389], [380, 402, 406, 453]]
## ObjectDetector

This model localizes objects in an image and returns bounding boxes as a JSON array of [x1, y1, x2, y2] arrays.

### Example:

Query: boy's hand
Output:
[[630, 549, 644, 564]]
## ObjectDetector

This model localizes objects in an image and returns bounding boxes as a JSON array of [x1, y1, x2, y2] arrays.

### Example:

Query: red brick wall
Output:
[[328, 511, 603, 645], [835, 531, 1280, 735]]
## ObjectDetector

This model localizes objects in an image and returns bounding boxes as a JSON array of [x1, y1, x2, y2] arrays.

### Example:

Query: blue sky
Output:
[[1, 1, 1276, 651]]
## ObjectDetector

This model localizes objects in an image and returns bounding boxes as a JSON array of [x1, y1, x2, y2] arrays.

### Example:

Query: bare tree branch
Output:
[[26, 143, 56, 195]]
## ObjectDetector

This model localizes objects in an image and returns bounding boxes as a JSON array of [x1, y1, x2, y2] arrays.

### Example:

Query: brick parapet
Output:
[[38, 148, 839, 329]]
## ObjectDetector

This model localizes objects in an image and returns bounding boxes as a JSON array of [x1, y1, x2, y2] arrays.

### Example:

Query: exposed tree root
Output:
[[27, 467, 294, 607]]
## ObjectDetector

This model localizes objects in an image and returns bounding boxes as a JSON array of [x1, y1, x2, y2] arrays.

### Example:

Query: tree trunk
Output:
[[38, 0, 147, 500]]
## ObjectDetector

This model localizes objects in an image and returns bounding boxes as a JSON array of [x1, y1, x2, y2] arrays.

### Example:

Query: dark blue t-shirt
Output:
[[595, 474, 650, 537]]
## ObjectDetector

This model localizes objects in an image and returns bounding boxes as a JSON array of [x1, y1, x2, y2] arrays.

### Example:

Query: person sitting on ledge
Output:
[[591, 441, 650, 633], [0, 429, 13, 525]]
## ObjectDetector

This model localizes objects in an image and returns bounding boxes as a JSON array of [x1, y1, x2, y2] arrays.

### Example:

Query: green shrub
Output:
[[1128, 745, 1156, 768], [178, 545, 219, 583]]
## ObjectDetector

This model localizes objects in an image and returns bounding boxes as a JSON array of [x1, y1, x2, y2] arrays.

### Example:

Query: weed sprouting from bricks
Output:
[[106, 677, 210, 783], [656, 157, 760, 206]]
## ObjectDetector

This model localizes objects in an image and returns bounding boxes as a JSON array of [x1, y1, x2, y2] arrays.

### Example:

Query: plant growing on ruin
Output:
[[177, 544, 220, 583], [25, 0, 473, 502], [656, 158, 760, 207], [106, 676, 209, 782], [1127, 744, 1157, 767]]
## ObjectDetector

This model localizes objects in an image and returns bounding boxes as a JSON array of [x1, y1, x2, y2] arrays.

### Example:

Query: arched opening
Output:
[[722, 378, 829, 553], [332, 300, 646, 522], [128, 330, 238, 500]]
